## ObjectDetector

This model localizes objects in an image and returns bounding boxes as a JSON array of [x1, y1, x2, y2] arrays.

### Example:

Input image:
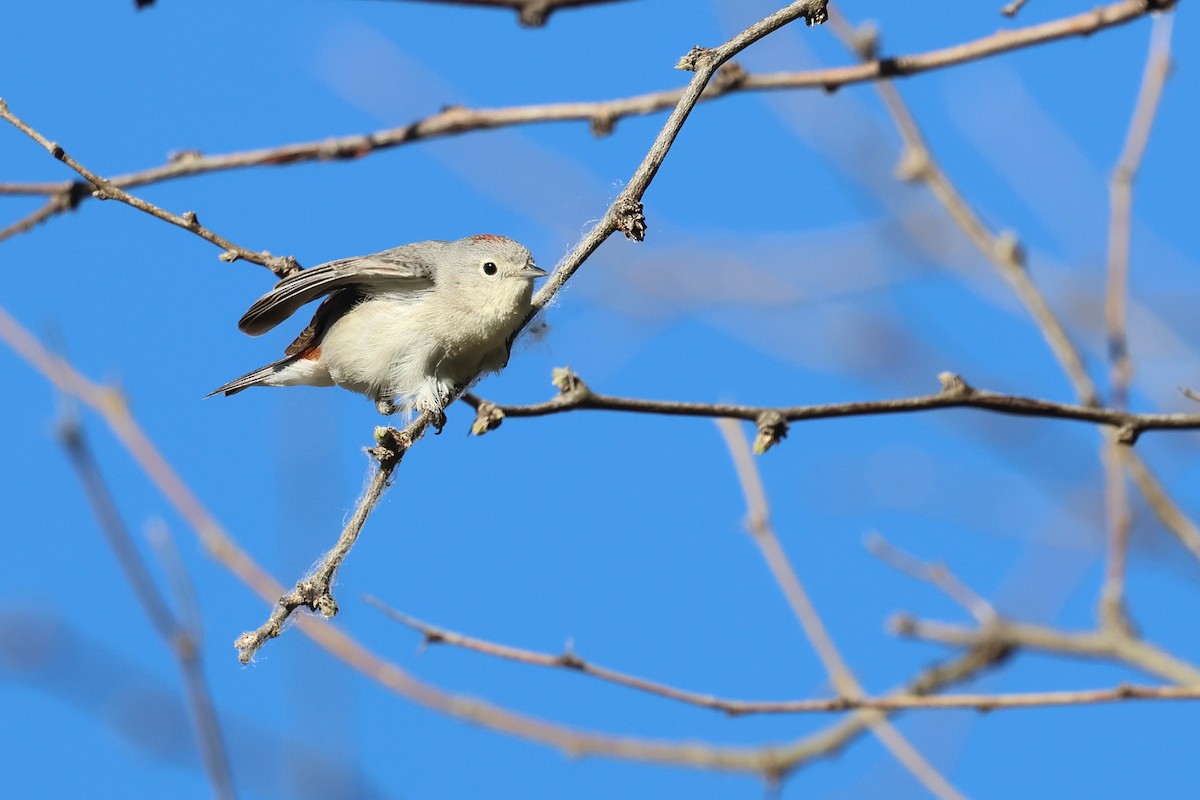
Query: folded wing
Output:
[[238, 243, 441, 335]]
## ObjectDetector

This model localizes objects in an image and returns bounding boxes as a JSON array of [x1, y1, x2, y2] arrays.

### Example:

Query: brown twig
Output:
[[465, 370, 1200, 447], [829, 6, 1200, 591], [375, 0, 634, 26], [56, 417, 236, 800], [0, 99, 298, 277], [716, 420, 966, 799], [234, 421, 428, 663], [235, 0, 830, 658], [0, 0, 1162, 250], [367, 597, 1200, 713]]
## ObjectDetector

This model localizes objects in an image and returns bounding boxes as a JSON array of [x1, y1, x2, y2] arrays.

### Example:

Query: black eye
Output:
[[482, 261, 498, 276]]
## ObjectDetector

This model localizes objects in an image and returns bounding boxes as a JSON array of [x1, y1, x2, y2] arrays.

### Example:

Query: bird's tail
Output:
[[204, 355, 298, 399]]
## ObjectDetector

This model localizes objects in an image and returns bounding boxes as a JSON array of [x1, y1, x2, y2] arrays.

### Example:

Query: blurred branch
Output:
[[2, 301, 988, 776], [0, 0, 1162, 249], [893, 615, 1200, 687], [1105, 10, 1173, 412], [367, 597, 1200, 713], [1000, 0, 1031, 17], [866, 534, 996, 625], [466, 370, 1200, 449], [716, 420, 966, 799], [829, 7, 1200, 600], [376, 0, 634, 26], [1101, 16, 1172, 627], [57, 416, 236, 800], [0, 99, 299, 277]]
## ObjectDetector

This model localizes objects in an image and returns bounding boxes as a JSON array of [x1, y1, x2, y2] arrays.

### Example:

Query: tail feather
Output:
[[205, 355, 297, 399]]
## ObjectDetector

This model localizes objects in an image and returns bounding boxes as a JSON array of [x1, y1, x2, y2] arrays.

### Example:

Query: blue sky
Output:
[[2, 1, 1198, 798]]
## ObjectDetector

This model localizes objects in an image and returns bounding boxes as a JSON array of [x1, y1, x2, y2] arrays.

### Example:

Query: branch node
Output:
[[181, 210, 200, 229], [589, 113, 616, 138], [613, 197, 647, 241], [848, 21, 879, 59], [557, 651, 586, 670], [712, 61, 748, 92], [471, 400, 506, 436], [887, 612, 918, 636], [675, 46, 714, 72], [753, 411, 789, 455], [937, 372, 973, 396], [895, 145, 931, 182], [1115, 424, 1139, 446], [994, 231, 1026, 269], [551, 366, 591, 400], [168, 148, 203, 164], [218, 249, 240, 263]]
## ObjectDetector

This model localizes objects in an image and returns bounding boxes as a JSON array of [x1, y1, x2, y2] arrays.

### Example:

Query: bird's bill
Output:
[[520, 265, 549, 278]]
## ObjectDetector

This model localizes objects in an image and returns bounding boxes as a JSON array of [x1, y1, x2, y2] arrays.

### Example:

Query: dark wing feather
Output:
[[283, 288, 363, 356], [238, 243, 441, 336]]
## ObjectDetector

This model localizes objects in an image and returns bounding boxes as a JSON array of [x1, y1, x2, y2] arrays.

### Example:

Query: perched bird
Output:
[[208, 235, 547, 421]]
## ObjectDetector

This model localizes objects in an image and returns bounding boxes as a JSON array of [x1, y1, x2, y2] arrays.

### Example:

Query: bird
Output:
[[208, 234, 547, 424]]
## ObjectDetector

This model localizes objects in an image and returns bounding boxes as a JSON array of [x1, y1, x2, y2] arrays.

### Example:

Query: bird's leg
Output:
[[376, 397, 399, 416]]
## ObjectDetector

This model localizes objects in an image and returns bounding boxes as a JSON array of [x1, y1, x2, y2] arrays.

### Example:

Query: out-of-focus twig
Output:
[[866, 534, 997, 625], [0, 0, 1162, 248], [1098, 16, 1173, 628], [57, 416, 236, 800], [717, 420, 966, 799]]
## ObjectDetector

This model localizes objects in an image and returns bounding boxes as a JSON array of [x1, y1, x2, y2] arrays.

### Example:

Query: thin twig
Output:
[[367, 597, 1200, 713], [716, 420, 966, 799], [892, 616, 1200, 687], [57, 417, 236, 800], [0, 0, 1161, 250], [465, 370, 1200, 446], [865, 535, 997, 625], [0, 99, 298, 277], [235, 0, 830, 660], [1001, 0, 1031, 18], [829, 6, 1200, 581], [234, 423, 427, 663], [1106, 15, 1173, 411]]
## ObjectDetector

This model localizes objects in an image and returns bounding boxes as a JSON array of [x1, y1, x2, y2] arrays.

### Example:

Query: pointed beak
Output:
[[520, 264, 549, 279]]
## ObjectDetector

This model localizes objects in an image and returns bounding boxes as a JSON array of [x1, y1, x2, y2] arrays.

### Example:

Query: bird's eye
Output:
[[482, 261, 498, 276]]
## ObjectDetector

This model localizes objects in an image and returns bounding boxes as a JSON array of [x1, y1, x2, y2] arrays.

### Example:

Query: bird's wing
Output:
[[238, 244, 440, 335]]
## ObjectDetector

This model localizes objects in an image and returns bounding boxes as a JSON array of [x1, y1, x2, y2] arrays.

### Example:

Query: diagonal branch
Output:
[[0, 0, 1162, 248], [235, 0, 830, 660], [716, 419, 965, 798], [0, 99, 298, 277]]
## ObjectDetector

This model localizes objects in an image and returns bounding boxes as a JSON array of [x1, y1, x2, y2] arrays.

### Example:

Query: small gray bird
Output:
[[209, 235, 547, 419]]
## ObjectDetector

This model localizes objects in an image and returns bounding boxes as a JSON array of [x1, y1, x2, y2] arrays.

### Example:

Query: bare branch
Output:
[[0, 99, 299, 277], [716, 420, 966, 800], [0, 0, 1161, 248], [235, 421, 428, 663], [893, 615, 1200, 687], [866, 535, 997, 625], [57, 417, 235, 800], [465, 370, 1200, 445], [232, 0, 830, 659]]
